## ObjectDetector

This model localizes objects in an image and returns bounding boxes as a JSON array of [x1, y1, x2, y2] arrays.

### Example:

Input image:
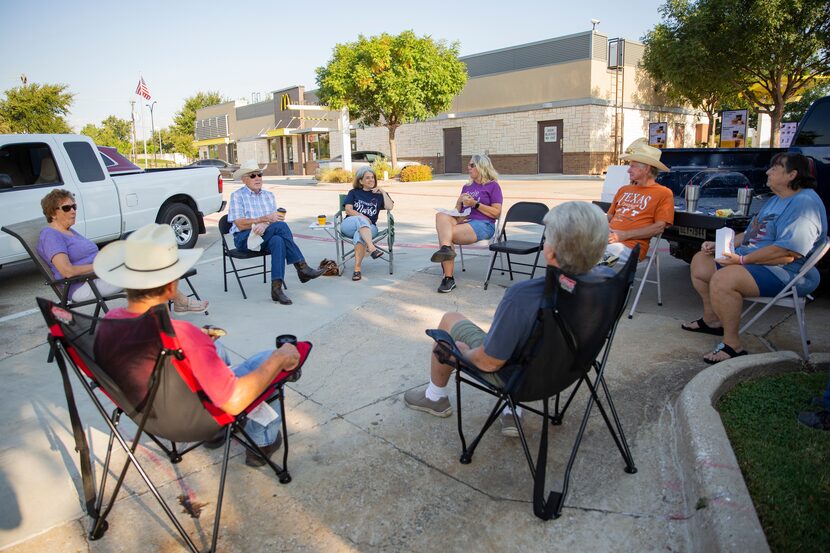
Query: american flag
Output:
[[135, 77, 151, 100]]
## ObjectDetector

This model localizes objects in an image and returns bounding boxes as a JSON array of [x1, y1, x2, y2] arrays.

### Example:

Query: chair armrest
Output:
[[425, 328, 478, 370]]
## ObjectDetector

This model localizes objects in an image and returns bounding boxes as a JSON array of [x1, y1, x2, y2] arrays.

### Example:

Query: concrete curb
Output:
[[676, 351, 830, 553]]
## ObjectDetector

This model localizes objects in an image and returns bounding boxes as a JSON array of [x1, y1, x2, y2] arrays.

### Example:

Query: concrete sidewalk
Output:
[[0, 177, 827, 552]]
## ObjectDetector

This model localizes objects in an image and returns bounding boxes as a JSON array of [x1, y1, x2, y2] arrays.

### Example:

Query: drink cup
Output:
[[276, 334, 301, 382], [736, 187, 752, 215], [684, 184, 701, 213], [317, 214, 327, 225]]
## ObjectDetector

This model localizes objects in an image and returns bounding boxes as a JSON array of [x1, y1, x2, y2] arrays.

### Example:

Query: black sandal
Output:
[[703, 342, 748, 365], [352, 271, 362, 281], [370, 249, 384, 259], [682, 317, 724, 336]]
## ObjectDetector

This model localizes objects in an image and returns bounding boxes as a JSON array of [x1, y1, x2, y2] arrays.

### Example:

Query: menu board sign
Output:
[[780, 122, 798, 147], [720, 109, 748, 148], [649, 122, 667, 148]]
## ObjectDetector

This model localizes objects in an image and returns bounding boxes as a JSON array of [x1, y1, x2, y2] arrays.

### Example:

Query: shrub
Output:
[[399, 164, 433, 182], [371, 159, 399, 179], [316, 168, 354, 183]]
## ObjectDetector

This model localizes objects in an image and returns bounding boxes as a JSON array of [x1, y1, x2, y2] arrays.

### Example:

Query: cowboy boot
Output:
[[271, 280, 292, 305], [294, 260, 323, 283]]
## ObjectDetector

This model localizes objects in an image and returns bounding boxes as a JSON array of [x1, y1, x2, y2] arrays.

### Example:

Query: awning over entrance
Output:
[[193, 137, 230, 147]]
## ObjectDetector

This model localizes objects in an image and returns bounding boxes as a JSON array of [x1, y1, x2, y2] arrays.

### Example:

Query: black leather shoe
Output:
[[245, 432, 283, 467], [271, 280, 292, 304], [294, 261, 323, 283]]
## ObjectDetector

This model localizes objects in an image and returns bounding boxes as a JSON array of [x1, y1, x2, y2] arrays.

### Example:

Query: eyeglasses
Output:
[[247, 172, 263, 178], [60, 204, 78, 212]]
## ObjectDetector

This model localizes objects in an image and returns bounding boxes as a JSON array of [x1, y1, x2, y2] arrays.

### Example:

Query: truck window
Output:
[[64, 141, 105, 182], [0, 142, 63, 190], [793, 100, 830, 146]]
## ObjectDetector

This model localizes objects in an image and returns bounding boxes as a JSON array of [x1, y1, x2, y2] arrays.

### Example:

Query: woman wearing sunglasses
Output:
[[36, 189, 208, 312], [431, 153, 503, 293]]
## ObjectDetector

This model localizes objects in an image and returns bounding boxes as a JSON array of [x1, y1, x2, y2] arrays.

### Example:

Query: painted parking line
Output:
[[0, 307, 39, 324]]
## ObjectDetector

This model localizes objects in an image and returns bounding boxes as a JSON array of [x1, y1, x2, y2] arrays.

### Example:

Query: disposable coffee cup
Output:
[[317, 214, 327, 225], [684, 184, 701, 213], [276, 334, 297, 348], [736, 187, 752, 215]]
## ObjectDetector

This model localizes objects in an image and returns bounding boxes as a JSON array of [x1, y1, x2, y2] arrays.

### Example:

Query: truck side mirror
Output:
[[0, 174, 12, 189]]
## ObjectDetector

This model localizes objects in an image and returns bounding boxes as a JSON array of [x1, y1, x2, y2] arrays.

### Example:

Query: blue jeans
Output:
[[233, 222, 303, 281], [340, 216, 378, 245], [467, 220, 495, 241], [215, 342, 281, 447]]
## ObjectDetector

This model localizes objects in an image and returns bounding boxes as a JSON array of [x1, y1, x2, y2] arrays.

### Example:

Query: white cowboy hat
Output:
[[93, 223, 203, 289], [232, 159, 266, 180], [619, 138, 670, 172]]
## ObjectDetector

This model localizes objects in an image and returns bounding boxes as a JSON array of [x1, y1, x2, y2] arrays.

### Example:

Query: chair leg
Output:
[[483, 250, 499, 290], [222, 252, 229, 292], [794, 298, 809, 360], [210, 425, 234, 553], [226, 256, 248, 300], [655, 251, 662, 306], [460, 245, 466, 272]]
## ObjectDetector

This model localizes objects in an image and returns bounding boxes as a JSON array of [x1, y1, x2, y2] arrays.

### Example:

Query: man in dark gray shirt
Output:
[[404, 201, 614, 436]]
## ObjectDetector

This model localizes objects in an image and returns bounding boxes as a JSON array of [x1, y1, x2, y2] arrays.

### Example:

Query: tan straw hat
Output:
[[619, 138, 670, 172], [93, 223, 203, 289], [232, 159, 266, 180]]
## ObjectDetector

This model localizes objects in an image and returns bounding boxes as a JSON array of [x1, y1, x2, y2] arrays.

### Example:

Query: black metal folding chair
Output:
[[218, 214, 271, 299], [483, 201, 549, 290], [38, 297, 311, 552], [427, 247, 639, 520]]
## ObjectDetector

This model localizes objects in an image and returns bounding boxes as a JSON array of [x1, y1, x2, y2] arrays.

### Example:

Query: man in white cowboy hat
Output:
[[227, 160, 322, 304], [94, 223, 300, 467], [604, 138, 674, 263]]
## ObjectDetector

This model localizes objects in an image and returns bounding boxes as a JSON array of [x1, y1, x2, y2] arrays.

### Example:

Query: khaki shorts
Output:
[[449, 319, 513, 387]]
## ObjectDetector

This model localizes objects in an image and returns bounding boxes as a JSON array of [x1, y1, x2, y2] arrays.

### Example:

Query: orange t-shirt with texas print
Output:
[[607, 183, 675, 260]]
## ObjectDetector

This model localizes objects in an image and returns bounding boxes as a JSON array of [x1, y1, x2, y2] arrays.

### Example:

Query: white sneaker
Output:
[[500, 412, 521, 437], [173, 297, 209, 314]]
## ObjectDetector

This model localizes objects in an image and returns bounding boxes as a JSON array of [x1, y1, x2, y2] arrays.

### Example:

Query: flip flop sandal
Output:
[[682, 317, 724, 336], [352, 271, 362, 281], [371, 249, 384, 259], [703, 342, 748, 365]]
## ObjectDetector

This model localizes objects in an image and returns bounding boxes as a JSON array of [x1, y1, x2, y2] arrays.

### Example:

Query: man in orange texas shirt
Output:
[[605, 139, 674, 263]]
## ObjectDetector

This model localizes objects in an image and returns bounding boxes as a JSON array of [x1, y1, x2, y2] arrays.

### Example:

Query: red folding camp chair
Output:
[[37, 297, 311, 552]]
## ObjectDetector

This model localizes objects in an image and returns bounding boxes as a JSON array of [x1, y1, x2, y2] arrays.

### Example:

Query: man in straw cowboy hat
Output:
[[604, 138, 674, 264], [227, 160, 322, 304], [93, 223, 300, 466]]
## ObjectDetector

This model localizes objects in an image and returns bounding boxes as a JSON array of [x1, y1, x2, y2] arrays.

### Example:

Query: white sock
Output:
[[501, 405, 523, 417], [425, 381, 448, 401]]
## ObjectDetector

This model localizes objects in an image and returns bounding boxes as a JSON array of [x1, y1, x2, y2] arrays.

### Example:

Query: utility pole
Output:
[[147, 101, 157, 166]]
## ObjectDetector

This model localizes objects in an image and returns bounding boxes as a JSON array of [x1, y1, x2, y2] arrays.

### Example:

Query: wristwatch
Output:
[[474, 201, 481, 210]]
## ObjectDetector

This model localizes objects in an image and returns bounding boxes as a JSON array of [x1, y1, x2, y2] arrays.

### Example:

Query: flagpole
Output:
[[129, 100, 137, 162]]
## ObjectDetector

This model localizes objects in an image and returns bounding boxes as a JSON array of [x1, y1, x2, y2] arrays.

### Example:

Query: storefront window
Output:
[[308, 133, 330, 160], [269, 139, 279, 163], [228, 143, 238, 164], [350, 129, 357, 152], [207, 145, 219, 159]]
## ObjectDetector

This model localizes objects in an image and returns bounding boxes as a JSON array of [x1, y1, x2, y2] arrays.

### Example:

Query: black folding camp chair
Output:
[[38, 297, 311, 552], [426, 247, 639, 520]]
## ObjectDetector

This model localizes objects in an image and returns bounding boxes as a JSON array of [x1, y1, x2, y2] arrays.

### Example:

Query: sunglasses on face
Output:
[[60, 204, 78, 212], [247, 172, 263, 178]]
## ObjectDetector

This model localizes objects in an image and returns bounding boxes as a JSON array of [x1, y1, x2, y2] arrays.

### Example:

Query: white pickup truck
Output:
[[0, 134, 225, 267]]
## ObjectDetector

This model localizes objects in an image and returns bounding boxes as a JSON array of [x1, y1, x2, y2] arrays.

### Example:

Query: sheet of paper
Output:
[[247, 230, 264, 250], [715, 227, 735, 259], [247, 402, 279, 426], [435, 207, 471, 217]]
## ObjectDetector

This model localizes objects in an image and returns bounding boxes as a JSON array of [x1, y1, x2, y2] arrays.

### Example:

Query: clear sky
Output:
[[0, 0, 664, 134]]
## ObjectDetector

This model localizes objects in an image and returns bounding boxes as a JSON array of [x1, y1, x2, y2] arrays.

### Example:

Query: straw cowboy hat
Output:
[[93, 223, 203, 289], [232, 159, 266, 180], [619, 138, 670, 172]]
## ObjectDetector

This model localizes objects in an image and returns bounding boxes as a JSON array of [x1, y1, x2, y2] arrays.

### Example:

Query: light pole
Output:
[[147, 101, 157, 166]]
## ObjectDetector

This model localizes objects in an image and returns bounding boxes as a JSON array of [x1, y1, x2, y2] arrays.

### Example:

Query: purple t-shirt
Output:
[[37, 227, 99, 296], [462, 180, 503, 223]]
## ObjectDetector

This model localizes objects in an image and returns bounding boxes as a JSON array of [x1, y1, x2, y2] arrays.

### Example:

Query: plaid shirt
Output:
[[227, 186, 278, 234]]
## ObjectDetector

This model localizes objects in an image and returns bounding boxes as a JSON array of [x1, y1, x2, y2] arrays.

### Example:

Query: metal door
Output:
[[538, 120, 563, 173], [443, 127, 462, 173]]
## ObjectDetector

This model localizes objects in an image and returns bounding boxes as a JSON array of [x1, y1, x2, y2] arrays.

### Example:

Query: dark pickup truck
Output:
[[653, 95, 830, 266]]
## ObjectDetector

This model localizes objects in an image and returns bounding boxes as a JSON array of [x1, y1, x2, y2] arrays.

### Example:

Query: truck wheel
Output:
[[160, 204, 198, 249]]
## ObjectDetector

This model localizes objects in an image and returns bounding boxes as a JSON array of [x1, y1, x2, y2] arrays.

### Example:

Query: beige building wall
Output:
[[235, 114, 273, 141], [236, 140, 270, 165], [198, 101, 239, 139]]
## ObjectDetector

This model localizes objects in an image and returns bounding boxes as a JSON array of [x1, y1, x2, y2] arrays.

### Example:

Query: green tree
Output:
[[80, 115, 132, 153], [316, 30, 467, 168], [0, 82, 74, 133], [642, 8, 745, 146], [782, 79, 830, 121], [649, 0, 830, 146], [169, 91, 226, 158]]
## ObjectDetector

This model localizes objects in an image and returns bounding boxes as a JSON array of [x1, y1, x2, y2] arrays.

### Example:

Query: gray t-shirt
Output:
[[483, 266, 615, 361]]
